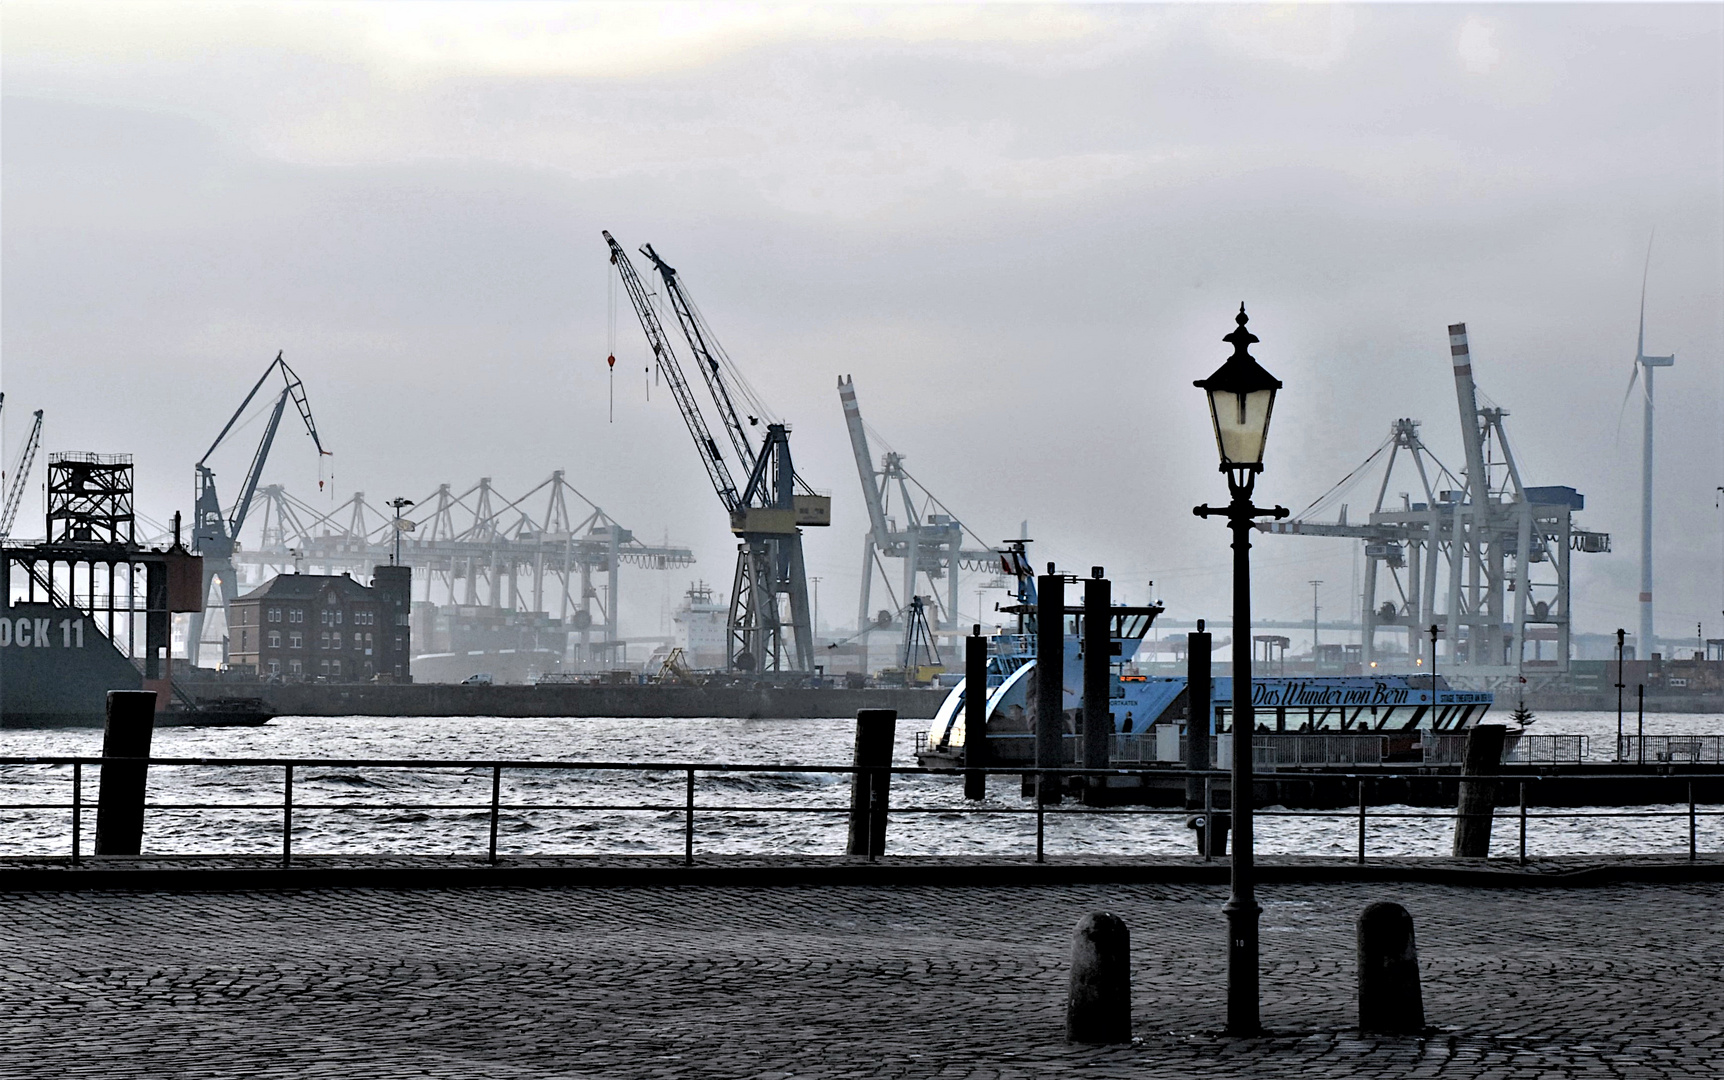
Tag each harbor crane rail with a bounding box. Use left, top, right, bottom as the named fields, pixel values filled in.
left=605, top=230, right=828, bottom=674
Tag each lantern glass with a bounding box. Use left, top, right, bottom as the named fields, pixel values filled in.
left=1204, top=383, right=1277, bottom=471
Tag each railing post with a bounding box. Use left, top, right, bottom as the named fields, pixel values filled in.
left=1518, top=781, right=1528, bottom=866
left=488, top=765, right=502, bottom=865
left=1036, top=792, right=1045, bottom=864
left=1689, top=782, right=1697, bottom=862
left=1356, top=778, right=1367, bottom=863
left=1202, top=776, right=1214, bottom=863
left=684, top=767, right=695, bottom=867
left=282, top=764, right=293, bottom=868
left=71, top=762, right=82, bottom=865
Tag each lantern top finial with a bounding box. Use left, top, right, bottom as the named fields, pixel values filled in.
left=1223, top=302, right=1259, bottom=356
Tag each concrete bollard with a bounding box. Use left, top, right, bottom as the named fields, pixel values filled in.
left=1357, top=902, right=1425, bottom=1034
left=94, top=690, right=158, bottom=856
left=1066, top=911, right=1132, bottom=1043
left=846, top=709, right=896, bottom=857
left=1452, top=723, right=1507, bottom=858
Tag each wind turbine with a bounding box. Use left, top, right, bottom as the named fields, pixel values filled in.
left=1620, top=236, right=1675, bottom=659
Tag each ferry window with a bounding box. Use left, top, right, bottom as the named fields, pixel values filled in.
left=268, top=631, right=281, bottom=648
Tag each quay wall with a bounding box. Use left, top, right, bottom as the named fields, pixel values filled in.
left=191, top=682, right=948, bottom=720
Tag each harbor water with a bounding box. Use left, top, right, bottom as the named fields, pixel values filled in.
left=1, top=710, right=1720, bottom=860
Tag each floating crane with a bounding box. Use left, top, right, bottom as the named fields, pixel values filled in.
left=189, top=351, right=329, bottom=666
left=0, top=402, right=44, bottom=543
left=604, top=230, right=829, bottom=673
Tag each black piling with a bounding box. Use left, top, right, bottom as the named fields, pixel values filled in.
left=846, top=709, right=896, bottom=858
left=1451, top=723, right=1507, bottom=858
left=1357, top=902, right=1425, bottom=1034
left=1080, top=568, right=1112, bottom=803
left=1035, top=566, right=1065, bottom=805
left=94, top=690, right=158, bottom=856
left=964, top=625, right=988, bottom=801
left=1185, top=621, right=1226, bottom=856
left=1066, top=911, right=1132, bottom=1044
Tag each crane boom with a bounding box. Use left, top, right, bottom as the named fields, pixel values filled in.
left=837, top=375, right=893, bottom=546
left=639, top=243, right=758, bottom=476
left=0, top=409, right=44, bottom=541
left=604, top=231, right=743, bottom=513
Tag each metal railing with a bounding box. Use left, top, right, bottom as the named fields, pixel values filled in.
left=1617, top=735, right=1724, bottom=765
left=1, top=755, right=1721, bottom=869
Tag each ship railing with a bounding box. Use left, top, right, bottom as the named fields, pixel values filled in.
left=0, top=755, right=1722, bottom=868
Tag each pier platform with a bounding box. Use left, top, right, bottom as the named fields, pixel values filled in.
left=0, top=867, right=1718, bottom=1078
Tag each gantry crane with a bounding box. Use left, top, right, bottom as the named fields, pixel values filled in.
left=604, top=230, right=830, bottom=673
left=189, top=351, right=329, bottom=666
left=0, top=401, right=45, bottom=543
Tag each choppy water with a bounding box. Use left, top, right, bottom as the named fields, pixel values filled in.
left=1, top=709, right=1719, bottom=860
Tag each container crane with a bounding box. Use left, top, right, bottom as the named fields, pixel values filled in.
left=0, top=403, right=44, bottom=542
left=604, top=230, right=830, bottom=673
left=189, top=351, right=329, bottom=666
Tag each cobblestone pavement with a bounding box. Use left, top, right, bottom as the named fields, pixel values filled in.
left=1, top=881, right=1719, bottom=1078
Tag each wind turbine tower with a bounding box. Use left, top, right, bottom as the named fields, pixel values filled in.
left=1627, top=243, right=1675, bottom=659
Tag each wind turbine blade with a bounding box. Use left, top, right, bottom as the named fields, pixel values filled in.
left=1614, top=363, right=1641, bottom=438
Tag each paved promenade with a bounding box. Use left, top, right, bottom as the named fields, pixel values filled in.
left=1, top=879, right=1719, bottom=1078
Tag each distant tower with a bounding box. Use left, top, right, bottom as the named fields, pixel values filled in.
left=1628, top=244, right=1675, bottom=658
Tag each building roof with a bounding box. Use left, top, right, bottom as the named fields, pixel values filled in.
left=237, top=573, right=379, bottom=603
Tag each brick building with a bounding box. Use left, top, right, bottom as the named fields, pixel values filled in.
left=229, top=566, right=412, bottom=681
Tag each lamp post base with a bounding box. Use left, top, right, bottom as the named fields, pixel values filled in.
left=1222, top=894, right=1263, bottom=1036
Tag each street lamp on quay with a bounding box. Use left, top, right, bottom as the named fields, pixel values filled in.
left=1193, top=304, right=1287, bottom=1037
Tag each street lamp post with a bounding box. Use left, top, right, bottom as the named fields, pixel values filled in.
left=388, top=497, right=415, bottom=567
left=1192, top=304, right=1287, bottom=1037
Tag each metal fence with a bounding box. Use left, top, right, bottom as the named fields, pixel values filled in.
left=1616, top=735, right=1724, bottom=765
left=1, top=755, right=1720, bottom=868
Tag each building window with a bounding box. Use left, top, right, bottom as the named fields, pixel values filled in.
left=289, top=659, right=303, bottom=675
left=319, top=632, right=329, bottom=650
left=289, top=609, right=304, bottom=624
left=289, top=632, right=303, bottom=649
left=268, top=631, right=281, bottom=648
left=394, top=636, right=403, bottom=652
left=268, top=659, right=280, bottom=675
left=268, top=607, right=281, bottom=623
left=320, top=659, right=329, bottom=676
left=240, top=629, right=248, bottom=651
left=331, top=659, right=341, bottom=678
left=332, top=632, right=342, bottom=650
left=336, top=610, right=343, bottom=625
left=365, top=633, right=374, bottom=655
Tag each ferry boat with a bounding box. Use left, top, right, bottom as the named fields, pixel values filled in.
left=915, top=559, right=1494, bottom=776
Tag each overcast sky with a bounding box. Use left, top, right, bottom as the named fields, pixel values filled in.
left=3, top=2, right=1721, bottom=649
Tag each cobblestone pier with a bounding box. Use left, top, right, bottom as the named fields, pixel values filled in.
left=2, top=871, right=1720, bottom=1078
